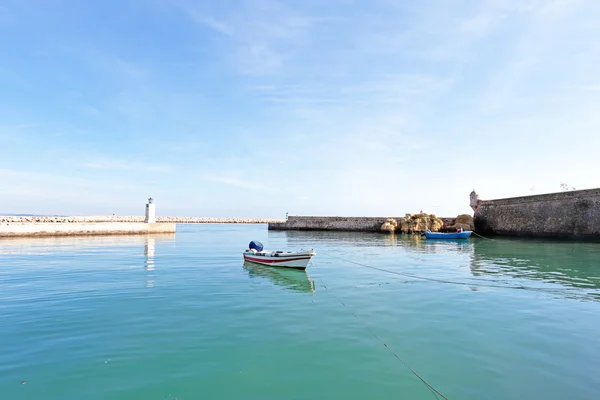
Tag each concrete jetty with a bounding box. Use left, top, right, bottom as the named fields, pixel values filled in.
left=0, top=198, right=176, bottom=238
left=0, top=216, right=285, bottom=224
left=0, top=198, right=285, bottom=238
left=0, top=222, right=176, bottom=238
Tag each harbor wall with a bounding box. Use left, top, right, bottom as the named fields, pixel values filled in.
left=268, top=216, right=456, bottom=232
left=0, top=222, right=176, bottom=238
left=0, top=216, right=283, bottom=224
left=473, top=188, right=600, bottom=239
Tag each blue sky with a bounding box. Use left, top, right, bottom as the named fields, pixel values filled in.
left=1, top=0, right=599, bottom=218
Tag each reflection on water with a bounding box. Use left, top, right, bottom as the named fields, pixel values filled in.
left=144, top=237, right=156, bottom=288
left=0, top=233, right=176, bottom=255
left=144, top=237, right=155, bottom=271
left=469, top=238, right=600, bottom=292
left=273, top=229, right=387, bottom=247
left=0, top=234, right=175, bottom=289
left=271, top=230, right=600, bottom=300
left=243, top=261, right=315, bottom=294
left=275, top=230, right=475, bottom=254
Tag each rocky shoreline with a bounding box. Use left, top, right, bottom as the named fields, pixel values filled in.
left=0, top=216, right=284, bottom=224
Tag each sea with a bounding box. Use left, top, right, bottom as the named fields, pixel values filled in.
left=1, top=224, right=599, bottom=399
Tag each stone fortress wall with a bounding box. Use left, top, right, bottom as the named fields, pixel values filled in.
left=472, top=188, right=600, bottom=239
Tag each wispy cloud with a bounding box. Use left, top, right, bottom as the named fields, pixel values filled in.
left=193, top=15, right=234, bottom=36
left=0, top=168, right=153, bottom=213
left=0, top=5, right=16, bottom=25
left=181, top=0, right=324, bottom=75
left=83, top=159, right=173, bottom=173
left=198, top=173, right=270, bottom=190
left=477, top=0, right=584, bottom=112
left=583, top=84, right=600, bottom=92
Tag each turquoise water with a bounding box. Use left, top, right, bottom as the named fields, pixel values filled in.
left=1, top=224, right=600, bottom=399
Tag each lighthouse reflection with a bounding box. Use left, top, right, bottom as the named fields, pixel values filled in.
left=144, top=237, right=156, bottom=288
left=144, top=237, right=155, bottom=271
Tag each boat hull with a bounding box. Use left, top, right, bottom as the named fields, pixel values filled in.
left=242, top=251, right=315, bottom=270
left=425, top=231, right=472, bottom=239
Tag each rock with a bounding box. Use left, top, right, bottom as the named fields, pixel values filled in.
left=446, top=214, right=474, bottom=232
left=400, top=213, right=443, bottom=233
left=380, top=218, right=398, bottom=233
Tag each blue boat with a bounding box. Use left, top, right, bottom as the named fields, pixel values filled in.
left=424, top=230, right=472, bottom=239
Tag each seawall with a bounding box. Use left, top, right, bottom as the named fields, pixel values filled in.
left=473, top=188, right=600, bottom=239
left=268, top=216, right=456, bottom=232
left=0, top=216, right=284, bottom=224
left=0, top=222, right=176, bottom=238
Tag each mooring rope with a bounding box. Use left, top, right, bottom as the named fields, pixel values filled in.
left=471, top=231, right=493, bottom=240
left=317, top=249, right=582, bottom=293
left=318, top=276, right=449, bottom=400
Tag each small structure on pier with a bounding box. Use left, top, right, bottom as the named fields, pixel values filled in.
left=145, top=197, right=156, bottom=223
left=470, top=190, right=480, bottom=213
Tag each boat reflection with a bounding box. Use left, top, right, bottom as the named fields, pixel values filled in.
left=243, top=261, right=315, bottom=294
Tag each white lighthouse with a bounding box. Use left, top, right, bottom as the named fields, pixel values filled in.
left=145, top=197, right=156, bottom=223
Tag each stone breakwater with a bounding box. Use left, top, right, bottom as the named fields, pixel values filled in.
left=268, top=215, right=461, bottom=233
left=0, top=216, right=284, bottom=224
left=0, top=222, right=176, bottom=238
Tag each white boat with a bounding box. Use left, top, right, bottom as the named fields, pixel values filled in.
left=243, top=241, right=315, bottom=270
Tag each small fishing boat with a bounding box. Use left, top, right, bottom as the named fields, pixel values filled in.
left=424, top=230, right=472, bottom=239
left=242, top=240, right=316, bottom=270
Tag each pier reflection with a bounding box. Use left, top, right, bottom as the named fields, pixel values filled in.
left=468, top=238, right=600, bottom=293
left=273, top=230, right=475, bottom=255
left=0, top=233, right=176, bottom=289
left=271, top=230, right=387, bottom=248
left=0, top=233, right=176, bottom=256
left=270, top=230, right=600, bottom=299
left=243, top=261, right=315, bottom=294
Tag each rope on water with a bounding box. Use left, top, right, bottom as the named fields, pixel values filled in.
left=317, top=249, right=581, bottom=293
left=472, top=231, right=493, bottom=240
left=319, top=276, right=449, bottom=400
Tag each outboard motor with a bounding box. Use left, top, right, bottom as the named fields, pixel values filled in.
left=249, top=240, right=264, bottom=252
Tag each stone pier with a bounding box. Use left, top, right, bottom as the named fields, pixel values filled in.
left=268, top=215, right=456, bottom=233
left=0, top=198, right=176, bottom=238
left=0, top=222, right=176, bottom=237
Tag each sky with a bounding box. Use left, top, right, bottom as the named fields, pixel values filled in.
left=1, top=0, right=599, bottom=218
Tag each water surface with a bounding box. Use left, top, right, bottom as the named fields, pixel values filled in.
left=1, top=225, right=599, bottom=399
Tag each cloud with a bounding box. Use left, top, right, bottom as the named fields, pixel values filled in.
left=198, top=173, right=270, bottom=190
left=477, top=0, right=585, bottom=112
left=583, top=84, right=600, bottom=92
left=83, top=159, right=173, bottom=173
left=234, top=43, right=283, bottom=75
left=181, top=0, right=323, bottom=75
left=0, top=169, right=151, bottom=208
left=459, top=13, right=495, bottom=37
left=194, top=16, right=234, bottom=36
